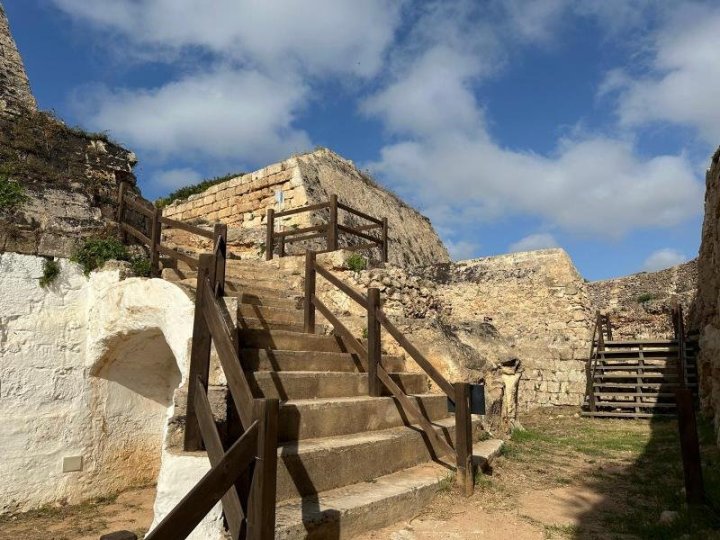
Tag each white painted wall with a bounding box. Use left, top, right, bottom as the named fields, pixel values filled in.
left=0, top=252, right=194, bottom=514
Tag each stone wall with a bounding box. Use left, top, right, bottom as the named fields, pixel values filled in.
left=0, top=252, right=192, bottom=514
left=587, top=260, right=697, bottom=340
left=0, top=3, right=36, bottom=115
left=693, top=147, right=720, bottom=445
left=0, top=111, right=138, bottom=258
left=162, top=148, right=450, bottom=267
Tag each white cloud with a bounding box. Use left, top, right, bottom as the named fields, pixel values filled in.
left=51, top=0, right=403, bottom=77
left=363, top=1, right=703, bottom=238
left=446, top=239, right=480, bottom=261
left=153, top=168, right=203, bottom=190
left=642, top=248, right=688, bottom=272
left=508, top=233, right=559, bottom=253
left=603, top=3, right=720, bottom=143
left=74, top=67, right=311, bottom=163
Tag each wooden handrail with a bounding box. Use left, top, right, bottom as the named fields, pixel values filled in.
left=123, top=195, right=154, bottom=218
left=303, top=251, right=469, bottom=491
left=145, top=419, right=259, bottom=540
left=266, top=195, right=388, bottom=262
left=159, top=215, right=214, bottom=239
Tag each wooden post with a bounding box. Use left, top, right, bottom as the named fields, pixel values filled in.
left=304, top=251, right=316, bottom=334
left=150, top=206, right=161, bottom=276
left=184, top=255, right=214, bottom=451
left=676, top=387, right=705, bottom=504
left=381, top=217, right=388, bottom=263
left=328, top=194, right=338, bottom=252
left=213, top=223, right=228, bottom=297
left=367, top=288, right=382, bottom=397
left=454, top=382, right=474, bottom=496
left=279, top=235, right=286, bottom=258
left=118, top=181, right=128, bottom=243
left=265, top=209, right=274, bottom=261
left=247, top=398, right=279, bottom=540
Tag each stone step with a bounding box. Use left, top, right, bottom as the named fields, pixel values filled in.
left=231, top=293, right=303, bottom=310
left=275, top=417, right=482, bottom=502
left=238, top=304, right=303, bottom=325
left=248, top=371, right=428, bottom=400
left=237, top=318, right=310, bottom=333
left=278, top=394, right=449, bottom=442
left=240, top=329, right=350, bottom=353
left=241, top=349, right=404, bottom=373
left=275, top=440, right=503, bottom=539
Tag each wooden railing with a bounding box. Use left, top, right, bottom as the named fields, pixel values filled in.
left=584, top=312, right=612, bottom=412
left=105, top=216, right=278, bottom=540
left=266, top=195, right=388, bottom=262
left=117, top=181, right=227, bottom=276
left=303, top=251, right=476, bottom=495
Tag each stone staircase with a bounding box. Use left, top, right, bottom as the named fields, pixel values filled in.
left=163, top=259, right=500, bottom=538
left=583, top=338, right=699, bottom=419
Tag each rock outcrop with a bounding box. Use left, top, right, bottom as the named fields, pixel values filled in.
left=692, top=147, right=720, bottom=444
left=588, top=260, right=697, bottom=340
left=0, top=3, right=36, bottom=115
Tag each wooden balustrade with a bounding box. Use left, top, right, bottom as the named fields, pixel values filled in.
left=117, top=181, right=226, bottom=276
left=266, top=195, right=388, bottom=262
left=303, top=250, right=476, bottom=494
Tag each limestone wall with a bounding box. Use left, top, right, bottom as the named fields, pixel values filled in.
left=587, top=260, right=697, bottom=340
left=0, top=3, right=36, bottom=115
left=162, top=148, right=450, bottom=267
left=0, top=252, right=192, bottom=514
left=693, top=147, right=720, bottom=445
left=419, top=249, right=593, bottom=410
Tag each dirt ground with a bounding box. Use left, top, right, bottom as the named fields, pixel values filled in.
left=2, top=407, right=718, bottom=539
left=359, top=407, right=720, bottom=540
left=0, top=486, right=154, bottom=540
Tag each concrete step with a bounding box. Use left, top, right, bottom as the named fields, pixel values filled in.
left=278, top=394, right=449, bottom=442
left=240, top=329, right=349, bottom=353
left=275, top=417, right=482, bottom=502
left=232, top=293, right=303, bottom=310
left=238, top=304, right=303, bottom=325
left=241, top=349, right=405, bottom=373
left=248, top=371, right=428, bottom=400
left=275, top=439, right=503, bottom=539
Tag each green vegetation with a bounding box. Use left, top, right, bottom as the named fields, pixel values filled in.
left=637, top=292, right=657, bottom=303
left=39, top=258, right=61, bottom=288
left=71, top=238, right=129, bottom=275
left=154, top=171, right=245, bottom=208
left=0, top=174, right=28, bottom=211
left=346, top=253, right=367, bottom=272
left=129, top=256, right=152, bottom=277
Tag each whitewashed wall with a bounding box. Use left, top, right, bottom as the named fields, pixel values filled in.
left=0, top=252, right=193, bottom=514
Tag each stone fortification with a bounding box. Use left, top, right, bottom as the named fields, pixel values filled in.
left=587, top=260, right=697, bottom=340
left=0, top=4, right=36, bottom=115
left=161, top=148, right=450, bottom=267
left=693, top=147, right=720, bottom=444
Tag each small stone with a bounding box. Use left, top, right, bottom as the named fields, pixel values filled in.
left=658, top=510, right=679, bottom=525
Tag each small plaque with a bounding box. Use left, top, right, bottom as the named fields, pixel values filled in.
left=62, top=455, right=83, bottom=473
left=447, top=383, right=486, bottom=415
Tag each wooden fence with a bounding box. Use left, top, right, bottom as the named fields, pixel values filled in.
left=303, top=250, right=476, bottom=495
left=266, top=194, right=388, bottom=262
left=117, top=181, right=227, bottom=276
left=584, top=312, right=612, bottom=413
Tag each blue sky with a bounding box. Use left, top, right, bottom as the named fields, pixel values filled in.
left=5, top=0, right=718, bottom=280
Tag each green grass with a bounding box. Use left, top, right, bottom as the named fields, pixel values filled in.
left=71, top=238, right=129, bottom=275
left=130, top=255, right=152, bottom=277
left=637, top=292, right=657, bottom=303
left=346, top=253, right=367, bottom=272
left=0, top=174, right=28, bottom=211
left=39, top=258, right=61, bottom=288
